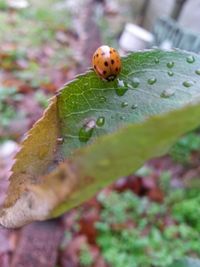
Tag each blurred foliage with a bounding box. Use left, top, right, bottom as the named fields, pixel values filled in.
left=96, top=16, right=118, bottom=48
left=159, top=170, right=172, bottom=193
left=169, top=132, right=200, bottom=164
left=0, top=87, right=24, bottom=128
left=96, top=186, right=200, bottom=267
left=0, top=0, right=79, bottom=145
left=0, top=0, right=7, bottom=10
left=0, top=0, right=72, bottom=45
left=79, top=244, right=94, bottom=267
left=34, top=91, right=49, bottom=108
left=0, top=0, right=75, bottom=87
left=169, top=258, right=200, bottom=267
left=173, top=195, right=200, bottom=232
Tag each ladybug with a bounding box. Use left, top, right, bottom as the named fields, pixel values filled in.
left=92, top=45, right=121, bottom=81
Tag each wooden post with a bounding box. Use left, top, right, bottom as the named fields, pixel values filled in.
left=171, top=0, right=187, bottom=20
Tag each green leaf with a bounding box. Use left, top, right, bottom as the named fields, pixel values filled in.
left=1, top=49, right=200, bottom=227
left=58, top=50, right=200, bottom=156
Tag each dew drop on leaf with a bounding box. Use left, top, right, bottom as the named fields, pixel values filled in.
left=131, top=104, right=138, bottom=109
left=195, top=69, right=200, bottom=75
left=132, top=77, right=140, bottom=88
left=182, top=80, right=194, bottom=88
left=154, top=58, right=159, bottom=64
left=148, top=77, right=157, bottom=85
left=115, top=79, right=128, bottom=96
left=96, top=116, right=105, bottom=127
left=121, top=101, right=128, bottom=108
left=79, top=119, right=96, bottom=142
left=168, top=71, right=174, bottom=77
left=160, top=89, right=175, bottom=98
left=166, top=61, right=174, bottom=68
left=117, top=79, right=125, bottom=87
left=115, top=87, right=128, bottom=96
left=186, top=55, right=195, bottom=63
left=99, top=96, right=106, bottom=103
left=120, top=116, right=125, bottom=120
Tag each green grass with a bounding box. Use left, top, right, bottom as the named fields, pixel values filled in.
left=169, top=132, right=200, bottom=164
left=79, top=244, right=94, bottom=267
left=95, top=188, right=200, bottom=267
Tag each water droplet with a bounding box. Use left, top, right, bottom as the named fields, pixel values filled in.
left=154, top=58, right=159, bottom=64
left=195, top=69, right=200, bottom=75
left=57, top=137, right=64, bottom=145
left=79, top=119, right=95, bottom=142
left=96, top=116, right=105, bottom=127
left=132, top=77, right=140, bottom=88
left=183, top=80, right=194, bottom=88
left=120, top=116, right=125, bottom=120
left=131, top=104, right=138, bottom=109
left=118, top=79, right=125, bottom=86
left=148, top=77, right=157, bottom=85
left=167, top=61, right=174, bottom=68
left=115, top=87, right=128, bottom=96
left=115, top=79, right=128, bottom=96
left=186, top=55, right=195, bottom=63
left=99, top=96, right=106, bottom=103
left=121, top=101, right=128, bottom=108
left=168, top=71, right=174, bottom=77
left=160, top=89, right=175, bottom=98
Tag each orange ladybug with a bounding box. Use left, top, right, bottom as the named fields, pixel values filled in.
left=92, top=45, right=121, bottom=81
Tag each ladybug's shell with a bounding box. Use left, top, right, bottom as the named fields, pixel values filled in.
left=92, top=45, right=121, bottom=81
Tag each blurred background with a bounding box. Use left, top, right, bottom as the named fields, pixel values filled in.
left=1, top=0, right=200, bottom=266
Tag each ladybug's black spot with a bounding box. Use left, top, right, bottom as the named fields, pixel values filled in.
left=110, top=51, right=112, bottom=54
left=111, top=59, right=115, bottom=64
left=101, top=52, right=105, bottom=56
left=116, top=67, right=119, bottom=72
left=104, top=61, right=108, bottom=67
left=96, top=54, right=99, bottom=57
left=94, top=65, right=96, bottom=69
left=103, top=70, right=107, bottom=75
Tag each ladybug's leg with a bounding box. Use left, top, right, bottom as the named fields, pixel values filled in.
left=106, top=74, right=116, bottom=81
